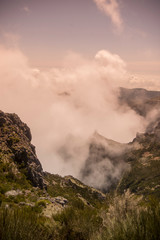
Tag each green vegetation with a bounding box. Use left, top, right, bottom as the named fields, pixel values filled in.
left=1, top=110, right=160, bottom=239
left=118, top=151, right=160, bottom=198
left=99, top=192, right=160, bottom=240
left=52, top=203, right=102, bottom=240
left=0, top=192, right=160, bottom=240
left=0, top=207, right=52, bottom=240
left=45, top=173, right=105, bottom=208
left=0, top=159, right=31, bottom=195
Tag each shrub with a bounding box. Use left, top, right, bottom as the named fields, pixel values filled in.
left=36, top=200, right=47, bottom=208
left=0, top=206, right=53, bottom=240
left=97, top=191, right=160, bottom=240
left=53, top=205, right=103, bottom=240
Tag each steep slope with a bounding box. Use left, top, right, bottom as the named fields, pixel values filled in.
left=118, top=120, right=160, bottom=198
left=81, top=122, right=160, bottom=198
left=0, top=110, right=105, bottom=210
left=0, top=110, right=45, bottom=190
left=79, top=87, right=160, bottom=196
left=0, top=109, right=160, bottom=239
left=80, top=132, right=129, bottom=192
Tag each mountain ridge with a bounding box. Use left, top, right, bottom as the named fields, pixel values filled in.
left=0, top=87, right=160, bottom=239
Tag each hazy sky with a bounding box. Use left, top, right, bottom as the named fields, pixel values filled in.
left=0, top=0, right=160, bottom=77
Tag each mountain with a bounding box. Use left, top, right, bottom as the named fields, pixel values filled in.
left=119, top=87, right=160, bottom=116
left=80, top=87, right=160, bottom=197
left=80, top=132, right=129, bottom=192
left=1, top=87, right=160, bottom=200
left=118, top=119, right=160, bottom=198
left=0, top=99, right=160, bottom=239
left=80, top=119, right=160, bottom=198
left=0, top=110, right=46, bottom=189
left=0, top=110, right=105, bottom=211
left=1, top=87, right=160, bottom=199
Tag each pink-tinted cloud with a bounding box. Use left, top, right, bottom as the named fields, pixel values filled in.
left=0, top=45, right=145, bottom=178
left=93, top=0, right=123, bottom=31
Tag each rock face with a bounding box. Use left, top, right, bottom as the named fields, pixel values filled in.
left=79, top=88, right=160, bottom=195
left=80, top=132, right=129, bottom=192
left=0, top=110, right=106, bottom=209
left=0, top=110, right=45, bottom=189
left=80, top=118, right=160, bottom=197
left=117, top=119, right=160, bottom=198
left=119, top=87, right=160, bottom=116
left=1, top=100, right=160, bottom=200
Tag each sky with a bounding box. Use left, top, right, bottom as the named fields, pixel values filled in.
left=0, top=0, right=160, bottom=181
left=0, top=0, right=160, bottom=77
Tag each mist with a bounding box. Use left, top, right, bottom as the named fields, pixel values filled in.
left=0, top=45, right=147, bottom=183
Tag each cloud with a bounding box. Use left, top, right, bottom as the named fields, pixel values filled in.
left=0, top=45, right=146, bottom=182
left=127, top=73, right=160, bottom=91
left=95, top=50, right=126, bottom=72
left=80, top=132, right=130, bottom=191
left=1, top=32, right=21, bottom=48
left=23, top=6, right=30, bottom=13
left=93, top=0, right=123, bottom=31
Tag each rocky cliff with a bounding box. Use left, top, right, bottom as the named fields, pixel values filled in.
left=0, top=88, right=160, bottom=239
left=80, top=132, right=129, bottom=192
left=118, top=118, right=160, bottom=198
left=0, top=110, right=45, bottom=189
left=79, top=88, right=160, bottom=196
left=0, top=110, right=105, bottom=211
left=80, top=120, right=160, bottom=198
left=119, top=87, right=160, bottom=116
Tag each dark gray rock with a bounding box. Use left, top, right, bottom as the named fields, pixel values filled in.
left=0, top=110, right=46, bottom=189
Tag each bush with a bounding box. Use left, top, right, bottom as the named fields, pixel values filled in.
left=0, top=206, right=53, bottom=240
left=53, top=205, right=103, bottom=240
left=97, top=191, right=160, bottom=240
left=0, top=191, right=159, bottom=240
left=36, top=200, right=47, bottom=208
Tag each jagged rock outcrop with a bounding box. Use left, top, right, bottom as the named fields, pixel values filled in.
left=0, top=110, right=45, bottom=189
left=80, top=132, right=130, bottom=192
left=0, top=110, right=106, bottom=210
left=80, top=120, right=160, bottom=197
left=117, top=119, right=160, bottom=198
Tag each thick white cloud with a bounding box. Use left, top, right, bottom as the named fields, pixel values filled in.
left=93, top=0, right=123, bottom=31
left=0, top=46, right=145, bottom=178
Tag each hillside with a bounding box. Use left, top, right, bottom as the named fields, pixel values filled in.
left=80, top=132, right=129, bottom=192
left=119, top=87, right=160, bottom=116
left=0, top=89, right=160, bottom=240
left=0, top=110, right=45, bottom=190
left=118, top=120, right=160, bottom=198
left=0, top=110, right=105, bottom=210
left=79, top=87, right=160, bottom=196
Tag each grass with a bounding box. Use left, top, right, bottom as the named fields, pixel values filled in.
left=0, top=207, right=53, bottom=240
left=0, top=160, right=31, bottom=195
left=118, top=159, right=160, bottom=198
left=98, top=191, right=160, bottom=240
left=45, top=173, right=104, bottom=209
left=0, top=191, right=160, bottom=240
left=52, top=202, right=103, bottom=240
